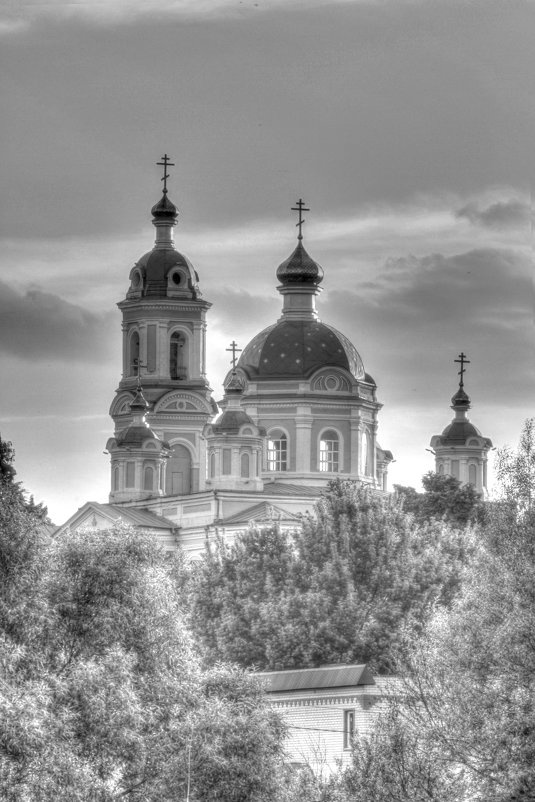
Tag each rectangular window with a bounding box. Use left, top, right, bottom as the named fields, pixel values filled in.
left=222, top=449, right=232, bottom=475
left=125, top=461, right=135, bottom=488
left=343, top=709, right=355, bottom=750
left=320, top=439, right=339, bottom=472
left=267, top=437, right=287, bottom=471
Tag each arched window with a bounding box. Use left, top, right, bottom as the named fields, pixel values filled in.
left=129, top=331, right=140, bottom=377
left=113, top=465, right=119, bottom=491
left=468, top=464, right=477, bottom=486
left=320, top=430, right=339, bottom=472
left=267, top=431, right=287, bottom=471
left=240, top=452, right=250, bottom=478
left=438, top=463, right=444, bottom=475
left=170, top=332, right=187, bottom=380
left=143, top=465, right=154, bottom=492
left=209, top=451, right=216, bottom=478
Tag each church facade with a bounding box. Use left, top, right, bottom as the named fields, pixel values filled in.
left=59, top=160, right=489, bottom=553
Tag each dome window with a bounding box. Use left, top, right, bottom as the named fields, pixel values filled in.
left=267, top=431, right=287, bottom=472
left=320, top=430, right=339, bottom=473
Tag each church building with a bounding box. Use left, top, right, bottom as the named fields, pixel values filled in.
left=59, top=158, right=489, bottom=553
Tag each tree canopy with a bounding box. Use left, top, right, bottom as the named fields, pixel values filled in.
left=338, top=419, right=535, bottom=802
left=395, top=471, right=484, bottom=527
left=0, top=443, right=287, bottom=802
left=188, top=479, right=466, bottom=673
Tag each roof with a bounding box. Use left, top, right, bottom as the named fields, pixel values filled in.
left=133, top=247, right=199, bottom=299
left=82, top=502, right=176, bottom=531
left=256, top=664, right=375, bottom=693
left=237, top=319, right=365, bottom=380
left=211, top=409, right=257, bottom=434
left=439, top=420, right=492, bottom=446
left=218, top=501, right=302, bottom=526
left=276, top=241, right=324, bottom=286
left=261, top=482, right=325, bottom=498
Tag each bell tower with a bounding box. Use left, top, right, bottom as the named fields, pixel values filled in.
left=109, top=156, right=217, bottom=497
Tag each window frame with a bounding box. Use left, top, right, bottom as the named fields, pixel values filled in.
left=267, top=430, right=288, bottom=472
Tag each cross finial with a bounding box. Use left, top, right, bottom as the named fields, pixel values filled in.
left=156, top=154, right=175, bottom=194
left=454, top=352, right=470, bottom=388
left=226, top=340, right=242, bottom=369
left=291, top=198, right=310, bottom=241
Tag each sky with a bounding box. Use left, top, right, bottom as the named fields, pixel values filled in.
left=0, top=0, right=533, bottom=524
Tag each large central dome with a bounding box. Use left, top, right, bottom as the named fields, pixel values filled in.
left=237, top=319, right=366, bottom=380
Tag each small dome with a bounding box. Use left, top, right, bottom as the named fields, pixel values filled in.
left=439, top=420, right=482, bottom=445
left=133, top=248, right=200, bottom=298
left=451, top=387, right=470, bottom=409
left=115, top=424, right=169, bottom=448
left=211, top=409, right=259, bottom=435
left=238, top=319, right=365, bottom=380
left=276, top=242, right=324, bottom=286
left=151, top=192, right=178, bottom=219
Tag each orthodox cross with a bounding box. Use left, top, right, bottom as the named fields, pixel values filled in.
left=454, top=352, right=470, bottom=388
left=226, top=340, right=242, bottom=369
left=157, top=154, right=175, bottom=194
left=291, top=198, right=310, bottom=241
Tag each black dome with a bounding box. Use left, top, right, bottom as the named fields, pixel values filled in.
left=237, top=319, right=365, bottom=380
left=276, top=242, right=324, bottom=285
left=133, top=248, right=199, bottom=298
left=439, top=421, right=482, bottom=445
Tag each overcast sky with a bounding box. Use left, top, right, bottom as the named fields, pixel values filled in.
left=0, top=0, right=533, bottom=524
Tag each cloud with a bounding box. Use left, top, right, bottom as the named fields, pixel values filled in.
left=2, top=0, right=383, bottom=26
left=319, top=247, right=533, bottom=407
left=0, top=280, right=115, bottom=362
left=455, top=199, right=531, bottom=230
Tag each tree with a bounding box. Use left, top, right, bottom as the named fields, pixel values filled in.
left=0, top=514, right=287, bottom=800
left=188, top=480, right=466, bottom=673
left=395, top=471, right=484, bottom=527
left=340, top=421, right=535, bottom=801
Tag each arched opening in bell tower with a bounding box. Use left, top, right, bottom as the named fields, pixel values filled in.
left=170, top=332, right=187, bottom=380
left=129, top=331, right=140, bottom=376
left=165, top=443, right=192, bottom=495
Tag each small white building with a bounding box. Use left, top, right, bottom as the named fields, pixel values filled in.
left=256, top=664, right=392, bottom=777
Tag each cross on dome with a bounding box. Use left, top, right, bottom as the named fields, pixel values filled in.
left=291, top=198, right=310, bottom=241
left=226, top=340, right=242, bottom=369
left=157, top=154, right=175, bottom=194
left=454, top=352, right=470, bottom=388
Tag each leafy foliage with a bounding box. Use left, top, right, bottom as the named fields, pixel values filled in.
left=188, top=480, right=466, bottom=673
left=395, top=471, right=484, bottom=527
left=340, top=420, right=535, bottom=801
left=0, top=473, right=287, bottom=801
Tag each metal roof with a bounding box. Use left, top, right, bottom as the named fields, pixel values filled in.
left=261, top=483, right=323, bottom=498
left=255, top=664, right=375, bottom=693
left=90, top=503, right=176, bottom=531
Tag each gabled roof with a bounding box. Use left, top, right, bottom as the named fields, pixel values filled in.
left=62, top=502, right=176, bottom=532
left=219, top=501, right=301, bottom=526
left=256, top=664, right=375, bottom=693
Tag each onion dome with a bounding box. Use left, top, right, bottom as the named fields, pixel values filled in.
left=451, top=386, right=470, bottom=410
left=151, top=192, right=178, bottom=220
left=276, top=241, right=324, bottom=286
left=237, top=319, right=366, bottom=380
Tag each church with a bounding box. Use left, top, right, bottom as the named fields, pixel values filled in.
left=59, top=158, right=491, bottom=553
